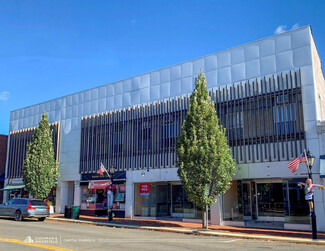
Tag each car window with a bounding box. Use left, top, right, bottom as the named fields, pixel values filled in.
left=5, top=199, right=14, bottom=205
left=31, top=201, right=48, bottom=206
left=15, top=199, right=28, bottom=205
left=12, top=199, right=20, bottom=205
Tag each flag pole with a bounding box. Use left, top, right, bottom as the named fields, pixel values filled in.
left=100, top=162, right=111, bottom=178
left=304, top=149, right=310, bottom=178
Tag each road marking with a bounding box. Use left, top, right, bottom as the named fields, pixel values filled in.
left=0, top=237, right=74, bottom=251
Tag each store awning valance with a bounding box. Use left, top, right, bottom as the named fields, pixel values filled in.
left=0, top=184, right=25, bottom=191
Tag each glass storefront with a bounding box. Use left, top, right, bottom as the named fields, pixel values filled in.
left=134, top=182, right=206, bottom=219
left=223, top=179, right=309, bottom=224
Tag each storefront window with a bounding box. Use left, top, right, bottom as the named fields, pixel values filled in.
left=222, top=180, right=244, bottom=221
left=134, top=182, right=206, bottom=219
left=81, top=186, right=96, bottom=210
left=283, top=178, right=309, bottom=224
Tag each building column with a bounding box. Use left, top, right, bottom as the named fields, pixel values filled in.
left=210, top=196, right=223, bottom=225
left=74, top=180, right=81, bottom=206
left=314, top=177, right=325, bottom=231
left=2, top=179, right=9, bottom=203
left=56, top=181, right=69, bottom=213
left=125, top=182, right=134, bottom=218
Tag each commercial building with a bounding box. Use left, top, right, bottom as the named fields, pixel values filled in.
left=0, top=134, right=8, bottom=202
left=4, top=25, right=325, bottom=230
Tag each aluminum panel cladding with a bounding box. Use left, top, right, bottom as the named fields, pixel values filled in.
left=193, top=58, right=204, bottom=75
left=231, top=63, right=245, bottom=83
left=140, top=74, right=150, bottom=89
left=204, top=55, right=217, bottom=72
left=160, top=82, right=170, bottom=99
left=244, top=45, right=259, bottom=61
left=150, top=85, right=160, bottom=101
left=131, top=90, right=140, bottom=105
left=170, top=65, right=181, bottom=81
left=122, top=93, right=131, bottom=107
left=293, top=46, right=312, bottom=68
left=181, top=77, right=193, bottom=95
left=276, top=50, right=294, bottom=72
left=181, top=62, right=193, bottom=78
left=160, top=68, right=170, bottom=83
left=206, top=70, right=218, bottom=89
left=218, top=66, right=231, bottom=85
left=131, top=76, right=141, bottom=91
left=140, top=87, right=150, bottom=103
left=259, top=39, right=276, bottom=58
left=231, top=48, right=245, bottom=65
left=291, top=28, right=310, bottom=49
left=260, top=55, right=277, bottom=76
left=246, top=59, right=261, bottom=79
left=106, top=83, right=115, bottom=97
left=170, top=80, right=181, bottom=97
left=217, top=51, right=231, bottom=68
left=114, top=82, right=123, bottom=95
left=123, top=79, right=132, bottom=92
left=275, top=34, right=292, bottom=53
left=150, top=71, right=160, bottom=86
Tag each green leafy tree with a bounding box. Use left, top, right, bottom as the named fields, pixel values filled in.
left=23, top=113, right=59, bottom=199
left=176, top=70, right=236, bottom=228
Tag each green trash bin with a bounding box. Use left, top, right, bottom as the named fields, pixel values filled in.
left=71, top=205, right=80, bottom=219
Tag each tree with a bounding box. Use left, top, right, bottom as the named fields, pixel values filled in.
left=176, top=70, right=236, bottom=229
left=23, top=113, right=59, bottom=199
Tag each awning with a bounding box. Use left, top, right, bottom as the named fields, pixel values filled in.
left=0, top=184, right=25, bottom=191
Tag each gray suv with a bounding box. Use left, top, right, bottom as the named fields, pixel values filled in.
left=0, top=198, right=50, bottom=221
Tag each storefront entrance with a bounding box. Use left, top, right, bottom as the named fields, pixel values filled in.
left=241, top=181, right=284, bottom=222
left=223, top=179, right=309, bottom=225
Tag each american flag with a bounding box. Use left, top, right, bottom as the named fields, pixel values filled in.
left=97, top=162, right=106, bottom=175
left=287, top=152, right=307, bottom=173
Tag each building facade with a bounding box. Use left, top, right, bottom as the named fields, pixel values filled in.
left=5, top=26, right=325, bottom=230
left=0, top=134, right=8, bottom=202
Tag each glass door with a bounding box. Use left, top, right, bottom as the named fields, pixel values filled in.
left=256, top=183, right=285, bottom=222
left=242, top=182, right=252, bottom=220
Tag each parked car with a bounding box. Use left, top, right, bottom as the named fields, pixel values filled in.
left=0, top=198, right=50, bottom=221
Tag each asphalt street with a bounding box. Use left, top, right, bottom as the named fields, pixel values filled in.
left=0, top=218, right=323, bottom=251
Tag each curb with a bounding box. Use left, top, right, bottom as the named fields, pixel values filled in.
left=47, top=217, right=325, bottom=245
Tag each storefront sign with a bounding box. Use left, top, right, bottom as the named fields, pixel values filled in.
left=139, top=183, right=150, bottom=196
left=88, top=181, right=110, bottom=191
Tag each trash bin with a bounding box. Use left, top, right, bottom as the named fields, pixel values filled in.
left=64, top=206, right=72, bottom=218
left=71, top=205, right=81, bottom=219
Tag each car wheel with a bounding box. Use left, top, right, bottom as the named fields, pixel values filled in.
left=38, top=217, right=46, bottom=221
left=14, top=210, right=23, bottom=221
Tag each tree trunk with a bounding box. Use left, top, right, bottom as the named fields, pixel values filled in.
left=202, top=208, right=207, bottom=228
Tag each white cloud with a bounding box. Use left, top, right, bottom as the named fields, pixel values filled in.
left=274, top=25, right=287, bottom=34
left=292, top=23, right=299, bottom=30
left=0, top=91, right=10, bottom=101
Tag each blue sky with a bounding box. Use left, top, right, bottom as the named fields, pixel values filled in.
left=1, top=0, right=325, bottom=134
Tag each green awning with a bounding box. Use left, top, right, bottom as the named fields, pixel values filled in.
left=0, top=184, right=25, bottom=191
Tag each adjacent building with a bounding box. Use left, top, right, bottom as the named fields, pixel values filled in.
left=4, top=25, right=325, bottom=230
left=0, top=134, right=8, bottom=202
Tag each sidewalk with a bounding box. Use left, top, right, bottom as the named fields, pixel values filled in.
left=48, top=214, right=325, bottom=245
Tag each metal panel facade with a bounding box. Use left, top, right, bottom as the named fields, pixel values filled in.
left=79, top=71, right=305, bottom=173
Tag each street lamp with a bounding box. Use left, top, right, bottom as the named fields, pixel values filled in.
left=306, top=150, right=317, bottom=240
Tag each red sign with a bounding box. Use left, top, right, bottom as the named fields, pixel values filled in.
left=88, top=181, right=110, bottom=191
left=139, top=183, right=150, bottom=195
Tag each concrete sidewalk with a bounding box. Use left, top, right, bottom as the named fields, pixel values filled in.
left=48, top=214, right=325, bottom=245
